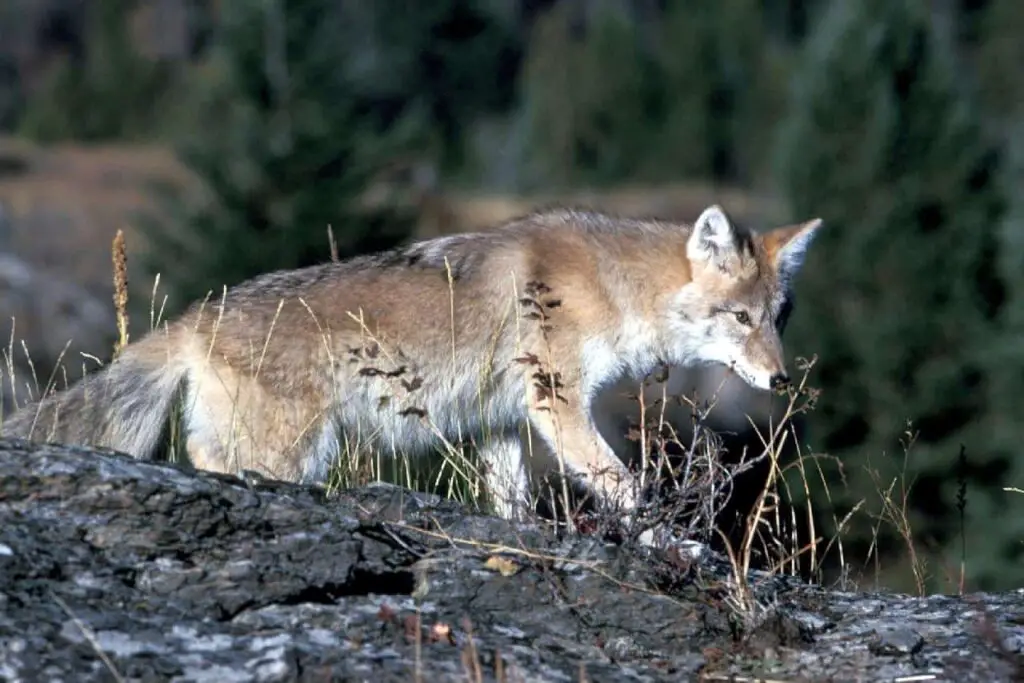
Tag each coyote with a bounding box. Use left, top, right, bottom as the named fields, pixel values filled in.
left=2, top=205, right=820, bottom=545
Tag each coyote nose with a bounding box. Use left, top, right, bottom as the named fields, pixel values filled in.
left=769, top=373, right=790, bottom=390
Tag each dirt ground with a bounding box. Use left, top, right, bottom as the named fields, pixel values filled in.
left=0, top=136, right=194, bottom=302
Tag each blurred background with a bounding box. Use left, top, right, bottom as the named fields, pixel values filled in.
left=0, top=0, right=1021, bottom=593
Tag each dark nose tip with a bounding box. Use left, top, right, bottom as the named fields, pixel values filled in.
left=769, top=373, right=790, bottom=390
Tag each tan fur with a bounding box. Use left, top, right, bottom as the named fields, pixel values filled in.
left=2, top=205, right=822, bottom=541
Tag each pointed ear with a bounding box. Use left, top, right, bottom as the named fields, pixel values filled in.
left=763, top=218, right=823, bottom=284
left=687, top=204, right=741, bottom=265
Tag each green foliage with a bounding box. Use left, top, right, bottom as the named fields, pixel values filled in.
left=516, top=0, right=789, bottom=189
left=0, top=53, right=21, bottom=133
left=971, top=0, right=1024, bottom=120
left=516, top=2, right=656, bottom=187
left=138, top=0, right=422, bottom=314
left=18, top=0, right=176, bottom=142
left=351, top=0, right=523, bottom=173
left=654, top=0, right=789, bottom=183
left=760, top=0, right=826, bottom=44
left=0, top=0, right=24, bottom=132
left=775, top=0, right=1021, bottom=590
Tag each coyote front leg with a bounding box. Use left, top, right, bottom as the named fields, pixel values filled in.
left=524, top=369, right=642, bottom=526
left=522, top=372, right=706, bottom=557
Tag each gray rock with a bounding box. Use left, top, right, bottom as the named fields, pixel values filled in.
left=0, top=249, right=116, bottom=415
left=0, top=438, right=1022, bottom=682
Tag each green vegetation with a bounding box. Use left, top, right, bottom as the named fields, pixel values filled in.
left=515, top=0, right=786, bottom=189
left=775, top=0, right=1019, bottom=591
left=135, top=0, right=426, bottom=313
left=17, top=0, right=176, bottom=142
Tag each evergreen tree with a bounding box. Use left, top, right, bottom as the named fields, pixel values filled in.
left=515, top=0, right=788, bottom=189
left=517, top=1, right=657, bottom=188
left=653, top=0, right=787, bottom=184
left=353, top=0, right=523, bottom=174
left=774, top=0, right=1020, bottom=590
left=140, top=0, right=423, bottom=314
left=971, top=0, right=1024, bottom=122
left=18, top=0, right=174, bottom=142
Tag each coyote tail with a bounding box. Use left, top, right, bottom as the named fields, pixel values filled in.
left=1, top=333, right=187, bottom=460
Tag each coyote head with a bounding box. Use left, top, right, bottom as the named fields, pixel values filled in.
left=669, top=204, right=822, bottom=392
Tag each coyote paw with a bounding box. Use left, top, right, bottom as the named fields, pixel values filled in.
left=638, top=525, right=706, bottom=561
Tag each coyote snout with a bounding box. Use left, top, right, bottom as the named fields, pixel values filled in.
left=713, top=327, right=788, bottom=392
left=732, top=321, right=791, bottom=391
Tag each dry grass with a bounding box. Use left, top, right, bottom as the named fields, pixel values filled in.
left=365, top=158, right=789, bottom=241
left=0, top=137, right=200, bottom=414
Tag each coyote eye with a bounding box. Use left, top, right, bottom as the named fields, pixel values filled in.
left=734, top=310, right=752, bottom=326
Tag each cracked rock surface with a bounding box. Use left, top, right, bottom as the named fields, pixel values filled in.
left=0, top=437, right=1022, bottom=682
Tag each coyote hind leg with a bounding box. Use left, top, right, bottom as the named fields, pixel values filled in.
left=180, top=365, right=328, bottom=482
left=477, top=434, right=532, bottom=522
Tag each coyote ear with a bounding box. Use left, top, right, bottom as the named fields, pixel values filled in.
left=764, top=218, right=823, bottom=284
left=687, top=204, right=740, bottom=264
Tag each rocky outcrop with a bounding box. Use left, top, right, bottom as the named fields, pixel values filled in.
left=0, top=438, right=1021, bottom=682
